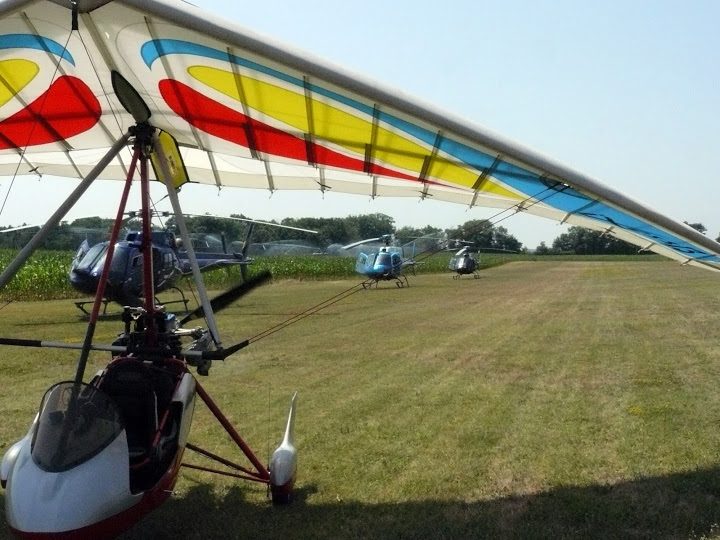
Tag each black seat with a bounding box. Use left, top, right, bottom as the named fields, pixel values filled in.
left=99, top=361, right=158, bottom=461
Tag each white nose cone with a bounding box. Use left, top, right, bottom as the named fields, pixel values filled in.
left=269, top=392, right=297, bottom=504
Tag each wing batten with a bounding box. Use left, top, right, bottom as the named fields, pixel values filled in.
left=63, top=148, right=84, bottom=179
left=262, top=159, right=274, bottom=192
left=302, top=75, right=317, bottom=167
left=226, top=47, right=260, bottom=161
left=318, top=168, right=328, bottom=194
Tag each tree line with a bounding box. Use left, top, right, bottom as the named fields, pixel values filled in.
left=0, top=214, right=714, bottom=255
left=0, top=213, right=524, bottom=253
left=535, top=221, right=715, bottom=256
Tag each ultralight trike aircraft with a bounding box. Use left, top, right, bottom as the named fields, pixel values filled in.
left=1, top=0, right=720, bottom=537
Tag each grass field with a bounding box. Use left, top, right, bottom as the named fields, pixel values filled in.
left=1, top=260, right=720, bottom=539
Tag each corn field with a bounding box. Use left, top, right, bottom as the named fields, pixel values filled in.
left=0, top=248, right=661, bottom=302
left=0, top=250, right=76, bottom=301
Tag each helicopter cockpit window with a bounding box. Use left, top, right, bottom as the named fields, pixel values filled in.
left=376, top=252, right=392, bottom=266
left=151, top=231, right=171, bottom=247
left=110, top=246, right=132, bottom=274
left=75, top=244, right=107, bottom=273
left=31, top=382, right=123, bottom=473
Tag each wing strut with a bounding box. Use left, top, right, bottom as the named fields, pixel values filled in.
left=154, top=135, right=223, bottom=348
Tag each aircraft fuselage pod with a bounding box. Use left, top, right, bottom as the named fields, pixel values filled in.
left=1, top=358, right=195, bottom=538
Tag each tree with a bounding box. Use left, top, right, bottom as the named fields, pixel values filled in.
left=492, top=225, right=522, bottom=252
left=344, top=213, right=395, bottom=240
left=445, top=219, right=523, bottom=252
left=395, top=225, right=443, bottom=244
left=551, top=226, right=638, bottom=255
left=684, top=221, right=707, bottom=235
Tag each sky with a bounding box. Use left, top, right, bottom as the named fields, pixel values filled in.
left=1, top=0, right=718, bottom=249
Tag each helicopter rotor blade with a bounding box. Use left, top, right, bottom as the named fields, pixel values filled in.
left=179, top=270, right=272, bottom=326
left=183, top=214, right=318, bottom=234
left=341, top=235, right=389, bottom=250
left=0, top=224, right=43, bottom=233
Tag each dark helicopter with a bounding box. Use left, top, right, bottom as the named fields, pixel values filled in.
left=448, top=246, right=481, bottom=279
left=447, top=242, right=518, bottom=279
left=69, top=216, right=315, bottom=313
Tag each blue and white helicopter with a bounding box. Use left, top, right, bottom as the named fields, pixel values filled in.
left=342, top=234, right=444, bottom=288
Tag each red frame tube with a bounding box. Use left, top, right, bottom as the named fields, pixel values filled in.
left=181, top=463, right=268, bottom=484
left=185, top=442, right=267, bottom=480
left=74, top=148, right=138, bottom=383
left=87, top=149, right=137, bottom=324
left=193, top=379, right=270, bottom=481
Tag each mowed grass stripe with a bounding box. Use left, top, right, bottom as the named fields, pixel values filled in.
left=1, top=261, right=720, bottom=539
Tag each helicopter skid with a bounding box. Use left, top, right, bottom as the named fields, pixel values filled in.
left=361, top=275, right=409, bottom=289
left=74, top=298, right=113, bottom=316
left=453, top=271, right=481, bottom=280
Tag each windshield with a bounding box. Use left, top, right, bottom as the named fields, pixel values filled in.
left=110, top=245, right=132, bottom=275
left=31, top=382, right=123, bottom=473
left=375, top=253, right=392, bottom=267
left=75, top=243, right=107, bottom=273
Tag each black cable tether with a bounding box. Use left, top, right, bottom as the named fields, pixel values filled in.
left=245, top=182, right=570, bottom=346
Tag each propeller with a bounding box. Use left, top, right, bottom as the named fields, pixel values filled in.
left=179, top=270, right=272, bottom=326
left=111, top=71, right=151, bottom=124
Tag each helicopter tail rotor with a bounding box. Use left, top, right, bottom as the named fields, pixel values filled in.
left=269, top=391, right=298, bottom=504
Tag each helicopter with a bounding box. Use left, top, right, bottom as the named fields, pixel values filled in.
left=69, top=214, right=316, bottom=314
left=448, top=246, right=481, bottom=279
left=0, top=73, right=299, bottom=538
left=447, top=241, right=520, bottom=279
left=342, top=234, right=423, bottom=288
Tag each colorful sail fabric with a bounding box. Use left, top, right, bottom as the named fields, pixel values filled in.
left=0, top=0, right=718, bottom=270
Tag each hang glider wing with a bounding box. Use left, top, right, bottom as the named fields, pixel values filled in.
left=0, top=0, right=718, bottom=271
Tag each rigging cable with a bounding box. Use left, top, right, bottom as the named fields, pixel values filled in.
left=244, top=183, right=569, bottom=346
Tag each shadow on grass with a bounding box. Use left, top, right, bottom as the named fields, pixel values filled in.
left=120, top=466, right=720, bottom=540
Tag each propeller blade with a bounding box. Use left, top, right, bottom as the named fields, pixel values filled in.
left=180, top=270, right=272, bottom=326
left=111, top=70, right=151, bottom=124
